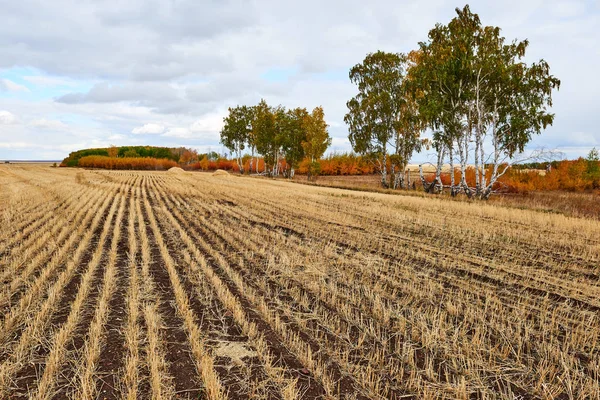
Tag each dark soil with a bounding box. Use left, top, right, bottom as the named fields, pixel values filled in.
left=10, top=192, right=117, bottom=398
left=140, top=187, right=204, bottom=399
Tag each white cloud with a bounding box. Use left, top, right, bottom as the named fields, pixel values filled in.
left=0, top=0, right=599, bottom=159
left=549, top=1, right=586, bottom=18
left=0, top=141, right=31, bottom=149
left=158, top=113, right=225, bottom=141
left=132, top=123, right=165, bottom=134
left=190, top=113, right=224, bottom=133
left=163, top=127, right=192, bottom=138
left=108, top=134, right=126, bottom=141
left=30, top=118, right=68, bottom=130
left=23, top=75, right=78, bottom=87
left=0, top=79, right=29, bottom=93
left=0, top=110, right=17, bottom=124
left=0, top=141, right=85, bottom=152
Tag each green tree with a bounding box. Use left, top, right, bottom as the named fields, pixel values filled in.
left=206, top=151, right=220, bottom=161
left=468, top=16, right=559, bottom=198
left=123, top=149, right=139, bottom=158
left=410, top=5, right=560, bottom=198
left=391, top=78, right=428, bottom=189
left=254, top=99, right=279, bottom=175
left=302, top=106, right=331, bottom=180
left=588, top=148, right=600, bottom=163
left=280, top=107, right=309, bottom=178
left=345, top=51, right=417, bottom=188
left=220, top=105, right=254, bottom=174
left=409, top=6, right=481, bottom=194
left=587, top=148, right=600, bottom=188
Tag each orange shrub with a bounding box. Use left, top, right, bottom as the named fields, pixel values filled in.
left=241, top=157, right=266, bottom=173
left=188, top=157, right=238, bottom=172
left=433, top=159, right=600, bottom=193
left=312, top=154, right=374, bottom=176
left=78, top=155, right=178, bottom=170
left=500, top=159, right=600, bottom=192
left=188, top=154, right=375, bottom=176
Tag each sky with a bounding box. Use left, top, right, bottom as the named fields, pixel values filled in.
left=0, top=0, right=598, bottom=161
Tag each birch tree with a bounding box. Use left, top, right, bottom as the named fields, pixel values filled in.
left=391, top=77, right=428, bottom=189
left=410, top=5, right=559, bottom=198
left=280, top=107, right=308, bottom=178
left=345, top=51, right=421, bottom=188
left=409, top=6, right=479, bottom=195
left=243, top=106, right=258, bottom=173
left=302, top=106, right=331, bottom=181
left=254, top=99, right=278, bottom=176
left=468, top=18, right=560, bottom=198
left=220, top=105, right=254, bottom=174
left=249, top=100, right=333, bottom=178
left=478, top=43, right=560, bottom=198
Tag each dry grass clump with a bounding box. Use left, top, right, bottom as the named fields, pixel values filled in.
left=0, top=164, right=598, bottom=399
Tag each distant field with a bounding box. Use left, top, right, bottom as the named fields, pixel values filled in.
left=1, top=164, right=599, bottom=399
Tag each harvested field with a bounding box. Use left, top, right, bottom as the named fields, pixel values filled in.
left=1, top=164, right=599, bottom=399
left=291, top=174, right=600, bottom=220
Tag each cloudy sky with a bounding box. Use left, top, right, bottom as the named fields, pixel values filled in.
left=0, top=0, right=598, bottom=161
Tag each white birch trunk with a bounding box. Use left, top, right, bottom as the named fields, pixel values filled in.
left=434, top=145, right=445, bottom=193
left=381, top=153, right=388, bottom=188
left=482, top=101, right=502, bottom=199
left=419, top=164, right=428, bottom=191
left=449, top=143, right=456, bottom=196
left=458, top=128, right=472, bottom=197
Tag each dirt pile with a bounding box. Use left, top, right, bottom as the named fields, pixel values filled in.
left=212, top=169, right=229, bottom=176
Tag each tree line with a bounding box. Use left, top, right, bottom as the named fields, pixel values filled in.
left=344, top=4, right=560, bottom=199
left=65, top=145, right=599, bottom=193
left=61, top=146, right=202, bottom=167
left=220, top=100, right=331, bottom=178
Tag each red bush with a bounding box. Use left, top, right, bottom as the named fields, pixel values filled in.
left=435, top=159, right=600, bottom=193
left=497, top=159, right=599, bottom=192
left=78, top=155, right=178, bottom=170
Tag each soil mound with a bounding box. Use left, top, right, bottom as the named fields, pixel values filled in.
left=212, top=169, right=230, bottom=176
